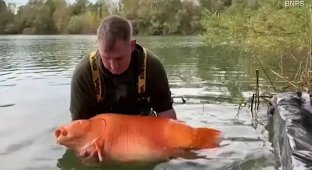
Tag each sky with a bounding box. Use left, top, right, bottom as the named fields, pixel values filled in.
left=5, top=0, right=98, bottom=6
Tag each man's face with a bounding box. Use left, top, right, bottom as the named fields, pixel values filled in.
left=98, top=39, right=136, bottom=75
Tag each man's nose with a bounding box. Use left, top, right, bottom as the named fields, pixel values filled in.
left=110, top=60, right=119, bottom=71
left=55, top=128, right=68, bottom=138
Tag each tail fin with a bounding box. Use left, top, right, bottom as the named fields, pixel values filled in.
left=191, top=128, right=222, bottom=149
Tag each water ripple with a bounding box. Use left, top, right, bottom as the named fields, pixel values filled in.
left=4, top=139, right=34, bottom=154
left=0, top=84, right=17, bottom=87
left=0, top=104, right=15, bottom=107
left=0, top=35, right=286, bottom=170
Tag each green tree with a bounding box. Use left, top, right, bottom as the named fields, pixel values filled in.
left=70, top=0, right=90, bottom=16
left=13, top=0, right=54, bottom=34
left=0, top=0, right=15, bottom=33
left=0, top=0, right=204, bottom=35
left=52, top=0, right=70, bottom=33
left=118, top=0, right=202, bottom=35
left=201, top=0, right=310, bottom=56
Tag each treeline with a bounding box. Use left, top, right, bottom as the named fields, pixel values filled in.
left=201, top=0, right=311, bottom=56
left=0, top=0, right=310, bottom=53
left=200, top=0, right=312, bottom=92
left=0, top=0, right=233, bottom=35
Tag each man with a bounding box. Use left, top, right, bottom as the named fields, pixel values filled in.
left=69, top=15, right=176, bottom=120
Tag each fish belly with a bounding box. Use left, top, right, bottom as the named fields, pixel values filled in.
left=107, top=133, right=171, bottom=162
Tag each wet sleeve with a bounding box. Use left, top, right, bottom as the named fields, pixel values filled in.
left=148, top=55, right=173, bottom=113
left=69, top=60, right=97, bottom=120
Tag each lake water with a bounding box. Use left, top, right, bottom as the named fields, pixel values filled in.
left=0, top=35, right=294, bottom=170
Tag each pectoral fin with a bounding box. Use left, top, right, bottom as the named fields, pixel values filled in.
left=94, top=140, right=104, bottom=162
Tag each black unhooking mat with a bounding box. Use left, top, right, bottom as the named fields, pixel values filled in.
left=267, top=92, right=312, bottom=170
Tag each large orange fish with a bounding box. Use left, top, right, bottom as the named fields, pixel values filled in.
left=55, top=113, right=222, bottom=164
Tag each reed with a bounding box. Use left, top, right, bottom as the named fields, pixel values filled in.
left=269, top=7, right=312, bottom=94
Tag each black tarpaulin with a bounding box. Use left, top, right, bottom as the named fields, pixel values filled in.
left=267, top=92, right=312, bottom=170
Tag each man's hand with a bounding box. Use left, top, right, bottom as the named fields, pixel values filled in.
left=157, top=108, right=177, bottom=119
left=76, top=149, right=101, bottom=167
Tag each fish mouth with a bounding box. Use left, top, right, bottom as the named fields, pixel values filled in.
left=55, top=127, right=69, bottom=144
left=55, top=129, right=62, bottom=139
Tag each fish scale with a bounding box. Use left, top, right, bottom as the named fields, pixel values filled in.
left=55, top=113, right=222, bottom=164
left=106, top=118, right=168, bottom=161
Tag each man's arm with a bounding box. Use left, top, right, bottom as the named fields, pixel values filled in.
left=70, top=58, right=97, bottom=120
left=147, top=52, right=177, bottom=119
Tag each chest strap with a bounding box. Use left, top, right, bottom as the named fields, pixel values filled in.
left=138, top=47, right=147, bottom=96
left=89, top=48, right=147, bottom=103
left=89, top=51, right=102, bottom=102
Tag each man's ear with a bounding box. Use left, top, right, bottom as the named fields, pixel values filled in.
left=130, top=39, right=136, bottom=52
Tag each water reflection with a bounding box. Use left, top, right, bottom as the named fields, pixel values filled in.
left=0, top=35, right=298, bottom=103
left=57, top=149, right=166, bottom=170
left=138, top=37, right=257, bottom=104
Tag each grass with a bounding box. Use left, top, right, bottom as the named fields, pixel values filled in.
left=270, top=7, right=312, bottom=94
